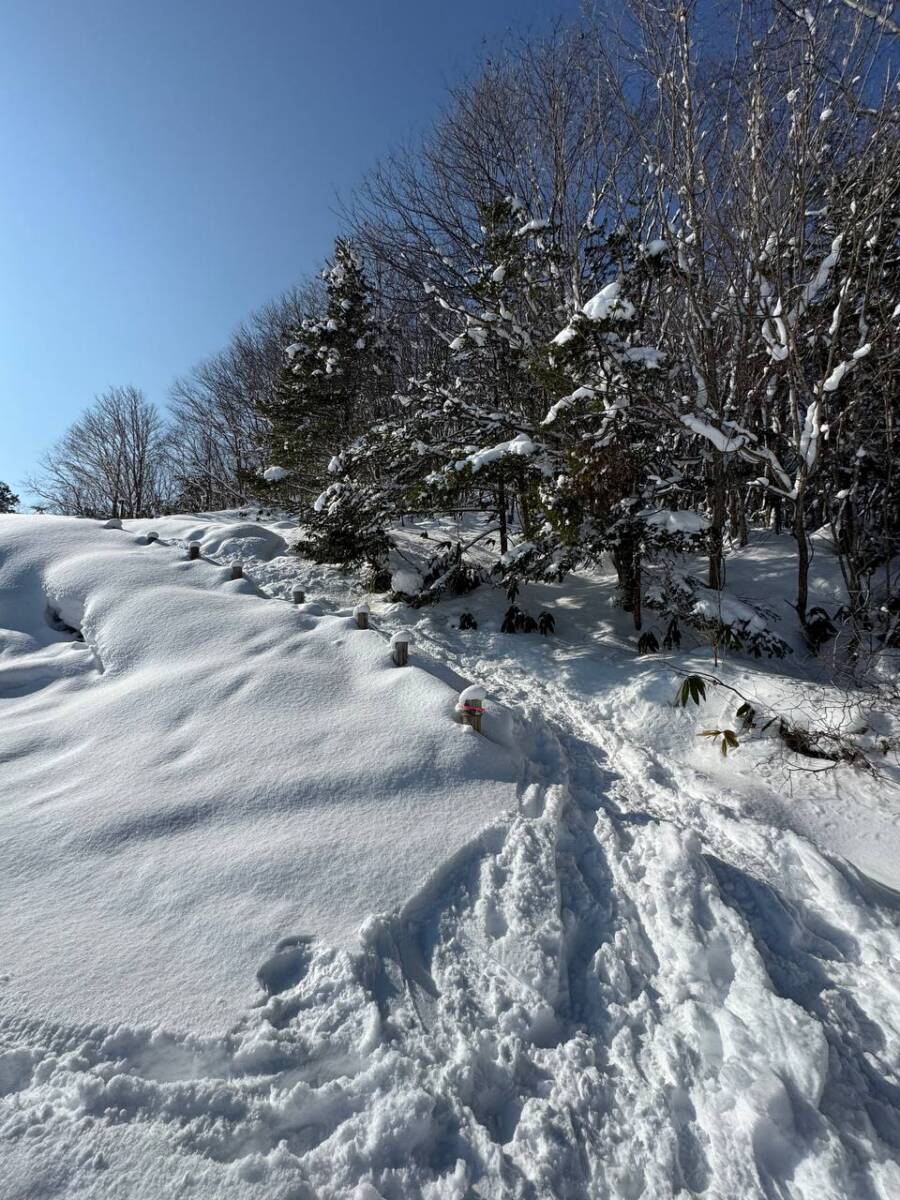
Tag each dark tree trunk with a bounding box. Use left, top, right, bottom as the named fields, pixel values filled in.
left=708, top=460, right=727, bottom=590
left=497, top=477, right=508, bottom=556
left=613, top=536, right=643, bottom=630
left=795, top=496, right=809, bottom=626
left=730, top=490, right=749, bottom=547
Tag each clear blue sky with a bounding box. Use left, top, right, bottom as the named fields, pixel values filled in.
left=0, top=0, right=579, bottom=502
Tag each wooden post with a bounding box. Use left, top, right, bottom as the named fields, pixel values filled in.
left=354, top=602, right=369, bottom=630
left=188, top=542, right=200, bottom=560
left=231, top=560, right=244, bottom=580
left=458, top=686, right=485, bottom=734
left=291, top=586, right=305, bottom=604
left=462, top=698, right=483, bottom=733
left=391, top=636, right=409, bottom=666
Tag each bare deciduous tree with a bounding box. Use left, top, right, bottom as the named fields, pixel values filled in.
left=167, top=284, right=322, bottom=510
left=30, top=386, right=170, bottom=518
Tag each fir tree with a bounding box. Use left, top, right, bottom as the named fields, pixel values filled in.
left=261, top=239, right=392, bottom=500
left=303, top=199, right=561, bottom=575
left=412, top=196, right=561, bottom=555
left=527, top=241, right=707, bottom=627
left=0, top=482, right=19, bottom=513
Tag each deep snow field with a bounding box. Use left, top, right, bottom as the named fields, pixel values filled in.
left=2, top=509, right=900, bottom=1199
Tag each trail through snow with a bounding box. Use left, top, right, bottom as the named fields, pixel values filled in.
left=2, top=512, right=899, bottom=1198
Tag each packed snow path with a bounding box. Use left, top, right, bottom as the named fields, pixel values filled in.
left=2, top=512, right=899, bottom=1198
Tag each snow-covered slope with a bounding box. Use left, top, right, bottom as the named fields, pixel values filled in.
left=2, top=510, right=899, bottom=1199
left=0, top=514, right=516, bottom=1031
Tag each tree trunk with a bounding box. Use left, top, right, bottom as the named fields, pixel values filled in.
left=708, top=459, right=727, bottom=590
left=794, top=495, right=809, bottom=626
left=730, top=490, right=749, bottom=547
left=613, top=537, right=642, bottom=630
left=497, top=477, right=508, bottom=556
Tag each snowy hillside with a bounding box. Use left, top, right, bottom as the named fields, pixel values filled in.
left=0, top=514, right=516, bottom=1031
left=2, top=510, right=900, bottom=1199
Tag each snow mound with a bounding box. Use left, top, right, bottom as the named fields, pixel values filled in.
left=126, top=514, right=289, bottom=563
left=391, top=568, right=423, bottom=596
left=0, top=515, right=516, bottom=1032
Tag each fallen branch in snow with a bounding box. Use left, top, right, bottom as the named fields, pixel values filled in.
left=667, top=667, right=891, bottom=772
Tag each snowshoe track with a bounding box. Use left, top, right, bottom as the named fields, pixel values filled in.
left=2, top=543, right=900, bottom=1197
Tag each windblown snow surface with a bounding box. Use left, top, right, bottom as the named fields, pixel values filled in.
left=2, top=511, right=900, bottom=1199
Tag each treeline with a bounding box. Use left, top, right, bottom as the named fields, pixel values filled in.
left=33, top=2, right=900, bottom=657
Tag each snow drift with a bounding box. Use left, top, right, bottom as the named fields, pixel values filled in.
left=0, top=515, right=516, bottom=1032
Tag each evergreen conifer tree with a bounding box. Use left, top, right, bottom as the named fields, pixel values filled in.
left=0, top=482, right=19, bottom=513
left=261, top=239, right=392, bottom=501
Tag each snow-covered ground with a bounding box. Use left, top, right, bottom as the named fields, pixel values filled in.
left=2, top=509, right=899, bottom=1198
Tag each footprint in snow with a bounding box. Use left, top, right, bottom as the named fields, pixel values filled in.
left=256, top=934, right=316, bottom=997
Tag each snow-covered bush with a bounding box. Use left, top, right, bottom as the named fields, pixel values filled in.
left=647, top=571, right=792, bottom=660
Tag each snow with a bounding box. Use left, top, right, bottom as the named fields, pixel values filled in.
left=2, top=511, right=900, bottom=1199
left=262, top=465, right=290, bottom=483
left=542, top=386, right=596, bottom=425
left=794, top=234, right=842, bottom=316
left=0, top=514, right=515, bottom=1035
left=799, top=399, right=821, bottom=466
left=643, top=508, right=710, bottom=534
left=390, top=568, right=423, bottom=596
left=505, top=433, right=537, bottom=456
left=823, top=361, right=851, bottom=392
left=552, top=282, right=636, bottom=346
left=550, top=324, right=577, bottom=346
left=458, top=433, right=540, bottom=472
left=680, top=412, right=749, bottom=453
left=691, top=587, right=767, bottom=634
left=499, top=540, right=536, bottom=568
left=514, top=218, right=550, bottom=236
left=623, top=344, right=665, bottom=368
left=581, top=279, right=635, bottom=322
left=823, top=343, right=871, bottom=393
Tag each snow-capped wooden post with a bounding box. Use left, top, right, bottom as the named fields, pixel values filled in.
left=187, top=541, right=201, bottom=560
left=354, top=601, right=370, bottom=630
left=231, top=560, right=244, bottom=580
left=291, top=585, right=305, bottom=605
left=457, top=684, right=485, bottom=734
left=391, top=629, right=411, bottom=667
left=146, top=530, right=159, bottom=544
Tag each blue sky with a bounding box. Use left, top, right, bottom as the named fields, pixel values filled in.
left=0, top=0, right=579, bottom=501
